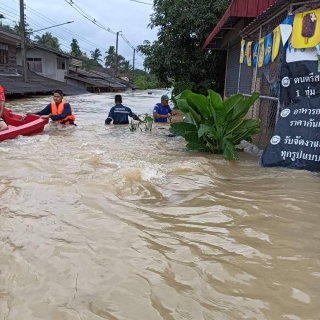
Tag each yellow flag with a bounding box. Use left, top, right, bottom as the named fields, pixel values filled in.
left=272, top=26, right=281, bottom=62
left=240, top=39, right=245, bottom=64
left=246, top=41, right=253, bottom=67
left=258, top=38, right=265, bottom=68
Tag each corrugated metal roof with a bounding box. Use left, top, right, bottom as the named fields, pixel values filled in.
left=65, top=74, right=125, bottom=90
left=2, top=68, right=87, bottom=96
left=203, top=0, right=279, bottom=48
left=241, top=0, right=320, bottom=36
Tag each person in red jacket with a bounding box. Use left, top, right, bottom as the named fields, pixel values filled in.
left=0, top=85, right=8, bottom=131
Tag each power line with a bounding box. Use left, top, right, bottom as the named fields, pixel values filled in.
left=128, top=0, right=152, bottom=5
left=6, top=0, right=110, bottom=53
left=65, top=0, right=145, bottom=59
left=65, top=0, right=117, bottom=35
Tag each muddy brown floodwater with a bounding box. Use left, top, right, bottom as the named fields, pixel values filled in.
left=0, top=90, right=319, bottom=320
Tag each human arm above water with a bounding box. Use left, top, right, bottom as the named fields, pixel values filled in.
left=31, top=104, right=52, bottom=117
left=105, top=107, right=115, bottom=124
left=128, top=108, right=143, bottom=122
left=153, top=105, right=171, bottom=119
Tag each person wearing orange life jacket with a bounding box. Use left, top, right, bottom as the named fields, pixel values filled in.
left=0, top=85, right=8, bottom=131
left=24, top=89, right=76, bottom=125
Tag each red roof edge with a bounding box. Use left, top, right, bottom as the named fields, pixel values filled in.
left=203, top=0, right=279, bottom=48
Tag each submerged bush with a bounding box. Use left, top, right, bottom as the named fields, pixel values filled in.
left=169, top=90, right=261, bottom=160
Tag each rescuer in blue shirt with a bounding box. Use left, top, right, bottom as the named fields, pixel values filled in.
left=153, top=94, right=176, bottom=123
left=105, top=95, right=142, bottom=125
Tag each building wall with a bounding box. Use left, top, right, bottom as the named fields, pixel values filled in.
left=0, top=41, right=17, bottom=73
left=7, top=43, right=16, bottom=67
left=16, top=49, right=68, bottom=82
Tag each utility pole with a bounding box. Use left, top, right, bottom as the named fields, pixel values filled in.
left=114, top=31, right=120, bottom=80
left=20, top=0, right=28, bottom=82
left=132, top=48, right=135, bottom=81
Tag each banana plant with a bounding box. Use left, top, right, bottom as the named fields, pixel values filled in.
left=169, top=90, right=261, bottom=160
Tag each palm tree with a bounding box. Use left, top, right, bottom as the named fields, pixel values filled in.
left=120, top=60, right=132, bottom=73
left=34, top=32, right=60, bottom=50
left=90, top=48, right=102, bottom=62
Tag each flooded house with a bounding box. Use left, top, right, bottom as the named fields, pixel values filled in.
left=203, top=0, right=318, bottom=149
left=0, top=26, right=86, bottom=96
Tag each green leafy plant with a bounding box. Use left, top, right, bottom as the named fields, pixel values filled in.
left=143, top=113, right=154, bottom=132
left=129, top=119, right=140, bottom=132
left=169, top=89, right=261, bottom=160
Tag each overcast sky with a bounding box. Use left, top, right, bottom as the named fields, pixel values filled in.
left=2, top=0, right=158, bottom=69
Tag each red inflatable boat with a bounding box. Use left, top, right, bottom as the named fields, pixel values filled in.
left=0, top=108, right=49, bottom=142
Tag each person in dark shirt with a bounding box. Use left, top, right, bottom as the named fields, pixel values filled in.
left=22, top=90, right=76, bottom=125
left=105, top=95, right=142, bottom=125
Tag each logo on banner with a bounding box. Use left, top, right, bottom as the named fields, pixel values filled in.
left=282, top=77, right=291, bottom=87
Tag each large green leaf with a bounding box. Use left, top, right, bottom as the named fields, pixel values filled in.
left=177, top=99, right=190, bottom=113
left=233, top=126, right=261, bottom=145
left=225, top=117, right=244, bottom=135
left=187, top=92, right=211, bottom=119
left=186, top=142, right=209, bottom=151
left=232, top=92, right=259, bottom=120
left=222, top=137, right=238, bottom=160
left=223, top=94, right=245, bottom=115
left=233, top=119, right=261, bottom=134
left=208, top=90, right=225, bottom=128
left=175, top=89, right=192, bottom=100
left=187, top=106, right=203, bottom=128
left=169, top=122, right=197, bottom=138
left=185, top=131, right=207, bottom=151
left=184, top=113, right=195, bottom=125
left=198, top=124, right=211, bottom=138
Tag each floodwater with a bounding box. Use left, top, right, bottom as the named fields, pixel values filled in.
left=0, top=90, right=319, bottom=320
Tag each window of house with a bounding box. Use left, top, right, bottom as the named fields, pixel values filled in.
left=0, top=43, right=9, bottom=65
left=57, top=58, right=66, bottom=70
left=27, top=58, right=43, bottom=73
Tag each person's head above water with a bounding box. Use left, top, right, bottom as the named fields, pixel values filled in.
left=53, top=89, right=63, bottom=104
left=161, top=94, right=169, bottom=106
left=115, top=95, right=122, bottom=104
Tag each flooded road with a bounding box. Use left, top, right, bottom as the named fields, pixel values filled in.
left=1, top=91, right=319, bottom=320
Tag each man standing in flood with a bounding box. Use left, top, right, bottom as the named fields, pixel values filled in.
left=0, top=85, right=8, bottom=131
left=24, top=89, right=76, bottom=125
left=105, top=95, right=142, bottom=125
left=153, top=94, right=176, bottom=123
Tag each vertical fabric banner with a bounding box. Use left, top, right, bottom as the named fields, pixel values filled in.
left=272, top=26, right=281, bottom=62
left=252, top=40, right=259, bottom=67
left=264, top=33, right=273, bottom=66
left=258, top=38, right=265, bottom=68
left=245, top=41, right=253, bottom=67
left=240, top=39, right=245, bottom=64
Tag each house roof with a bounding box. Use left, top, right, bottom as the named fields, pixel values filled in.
left=28, top=44, right=82, bottom=62
left=3, top=68, right=87, bottom=96
left=203, top=0, right=279, bottom=49
left=65, top=74, right=125, bottom=90
left=0, top=27, right=21, bottom=45
left=69, top=67, right=127, bottom=88
left=240, top=0, right=320, bottom=36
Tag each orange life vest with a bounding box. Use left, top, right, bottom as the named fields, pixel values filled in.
left=51, top=101, right=75, bottom=124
